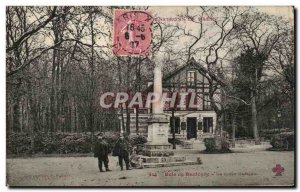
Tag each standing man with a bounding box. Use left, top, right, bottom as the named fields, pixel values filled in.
left=113, top=134, right=132, bottom=171
left=94, top=132, right=112, bottom=172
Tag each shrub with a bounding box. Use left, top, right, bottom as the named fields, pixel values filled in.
left=129, top=135, right=147, bottom=154
left=270, top=132, right=294, bottom=150
left=220, top=138, right=230, bottom=152
left=130, top=135, right=147, bottom=146
left=33, top=132, right=46, bottom=153
left=260, top=128, right=293, bottom=140
left=204, top=138, right=216, bottom=152
left=59, top=134, right=92, bottom=154
left=42, top=135, right=61, bottom=154
left=204, top=137, right=231, bottom=153
left=7, top=132, right=94, bottom=155
left=7, top=132, right=31, bottom=155
left=7, top=132, right=149, bottom=155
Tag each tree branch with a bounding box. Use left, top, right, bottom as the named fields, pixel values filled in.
left=6, top=6, right=57, bottom=53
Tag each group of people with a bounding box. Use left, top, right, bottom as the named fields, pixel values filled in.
left=93, top=132, right=132, bottom=172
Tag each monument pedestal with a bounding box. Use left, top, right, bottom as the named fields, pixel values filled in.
left=131, top=114, right=202, bottom=168
left=143, top=144, right=174, bottom=157
left=143, top=114, right=174, bottom=157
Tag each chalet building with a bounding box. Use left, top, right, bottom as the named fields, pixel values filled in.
left=121, top=58, right=222, bottom=140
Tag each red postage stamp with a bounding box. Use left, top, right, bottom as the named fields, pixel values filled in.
left=113, top=10, right=153, bottom=56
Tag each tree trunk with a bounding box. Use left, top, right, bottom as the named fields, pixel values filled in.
left=126, top=106, right=131, bottom=134
left=89, top=10, right=95, bottom=138
left=290, top=97, right=295, bottom=129
left=172, top=109, right=176, bottom=149
left=120, top=106, right=125, bottom=133
left=135, top=108, right=139, bottom=134
left=232, top=112, right=236, bottom=148
left=50, top=19, right=59, bottom=133
left=135, top=60, right=141, bottom=134
left=27, top=87, right=35, bottom=153
left=117, top=57, right=126, bottom=133
left=219, top=112, right=223, bottom=136
left=12, top=102, right=20, bottom=132
left=125, top=58, right=131, bottom=134
left=251, top=90, right=259, bottom=144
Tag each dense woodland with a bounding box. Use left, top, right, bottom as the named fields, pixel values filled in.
left=6, top=6, right=294, bottom=152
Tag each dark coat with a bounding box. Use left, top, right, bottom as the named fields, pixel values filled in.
left=94, top=139, right=110, bottom=158
left=113, top=139, right=131, bottom=157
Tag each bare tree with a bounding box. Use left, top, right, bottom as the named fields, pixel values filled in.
left=231, top=10, right=287, bottom=143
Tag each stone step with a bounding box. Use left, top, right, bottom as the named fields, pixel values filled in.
left=143, top=150, right=174, bottom=157
left=143, top=161, right=201, bottom=168
left=140, top=156, right=186, bottom=163
left=130, top=126, right=147, bottom=130
left=129, top=125, right=147, bottom=128
left=129, top=123, right=148, bottom=126
left=129, top=120, right=148, bottom=123
left=130, top=116, right=149, bottom=119
left=130, top=129, right=147, bottom=133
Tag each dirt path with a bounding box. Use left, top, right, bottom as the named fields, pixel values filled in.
left=7, top=148, right=294, bottom=187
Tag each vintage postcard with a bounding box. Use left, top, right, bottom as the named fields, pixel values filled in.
left=6, top=6, right=295, bottom=187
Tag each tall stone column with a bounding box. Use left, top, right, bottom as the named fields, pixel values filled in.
left=152, top=64, right=163, bottom=114
left=145, top=63, right=172, bottom=156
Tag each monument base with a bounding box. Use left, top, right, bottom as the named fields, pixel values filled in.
left=143, top=161, right=201, bottom=168
left=144, top=114, right=174, bottom=157
left=143, top=143, right=174, bottom=157
left=131, top=114, right=201, bottom=169
left=131, top=155, right=202, bottom=169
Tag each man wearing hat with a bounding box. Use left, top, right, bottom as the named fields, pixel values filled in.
left=113, top=133, right=132, bottom=171
left=94, top=132, right=112, bottom=172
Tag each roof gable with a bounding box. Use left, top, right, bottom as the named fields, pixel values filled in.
left=163, top=57, right=225, bottom=86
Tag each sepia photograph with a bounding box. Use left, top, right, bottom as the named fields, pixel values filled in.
left=5, top=5, right=295, bottom=187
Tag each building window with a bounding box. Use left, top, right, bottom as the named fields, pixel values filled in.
left=203, top=94, right=211, bottom=110
left=170, top=117, right=181, bottom=134
left=187, top=71, right=195, bottom=86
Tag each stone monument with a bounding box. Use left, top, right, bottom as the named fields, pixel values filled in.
left=144, top=63, right=174, bottom=157
left=131, top=63, right=202, bottom=168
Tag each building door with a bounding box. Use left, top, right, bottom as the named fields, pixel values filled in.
left=187, top=117, right=197, bottom=139
left=203, top=117, right=213, bottom=133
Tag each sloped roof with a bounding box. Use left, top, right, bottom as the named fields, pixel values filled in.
left=163, top=57, right=226, bottom=86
